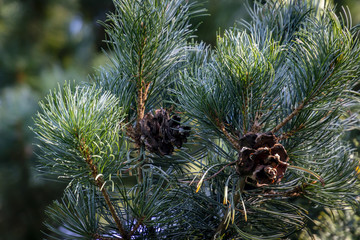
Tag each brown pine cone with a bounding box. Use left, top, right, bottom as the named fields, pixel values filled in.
left=139, top=108, right=191, bottom=155
left=236, top=132, right=289, bottom=186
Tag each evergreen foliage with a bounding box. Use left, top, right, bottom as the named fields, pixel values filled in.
left=32, top=83, right=125, bottom=182
left=32, top=0, right=360, bottom=239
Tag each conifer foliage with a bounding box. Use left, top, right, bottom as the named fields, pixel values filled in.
left=32, top=0, right=360, bottom=239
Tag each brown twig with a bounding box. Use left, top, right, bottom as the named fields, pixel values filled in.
left=279, top=123, right=305, bottom=140
left=205, top=161, right=237, bottom=182
left=272, top=61, right=339, bottom=135
left=272, top=101, right=305, bottom=133
left=242, top=74, right=250, bottom=134
left=78, top=138, right=130, bottom=240
left=135, top=21, right=150, bottom=122
left=134, top=22, right=150, bottom=184
left=136, top=81, right=150, bottom=121
left=217, top=119, right=241, bottom=151
left=251, top=94, right=265, bottom=133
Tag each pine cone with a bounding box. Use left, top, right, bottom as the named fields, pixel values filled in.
left=236, top=132, right=289, bottom=186
left=139, top=108, right=190, bottom=155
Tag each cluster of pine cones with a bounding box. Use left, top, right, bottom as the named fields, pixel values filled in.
left=133, top=109, right=288, bottom=187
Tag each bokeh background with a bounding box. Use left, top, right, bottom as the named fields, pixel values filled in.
left=0, top=0, right=359, bottom=239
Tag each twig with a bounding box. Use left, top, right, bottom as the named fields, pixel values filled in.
left=272, top=101, right=305, bottom=133
left=136, top=81, right=150, bottom=121
left=251, top=94, right=265, bottom=133
left=206, top=161, right=237, bottom=181
left=134, top=22, right=150, bottom=184
left=79, top=139, right=130, bottom=240
left=279, top=123, right=305, bottom=140
left=254, top=183, right=309, bottom=198
left=217, top=120, right=241, bottom=150
left=272, top=63, right=338, bottom=134
left=136, top=21, right=150, bottom=122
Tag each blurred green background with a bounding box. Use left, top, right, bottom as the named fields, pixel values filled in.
left=0, top=0, right=359, bottom=239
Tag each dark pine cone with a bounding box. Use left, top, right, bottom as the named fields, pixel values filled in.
left=139, top=108, right=191, bottom=155
left=236, top=132, right=289, bottom=186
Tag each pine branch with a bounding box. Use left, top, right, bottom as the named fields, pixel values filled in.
left=32, top=83, right=124, bottom=181
left=216, top=119, right=241, bottom=150
left=272, top=101, right=305, bottom=133
left=135, top=21, right=150, bottom=122
left=44, top=184, right=101, bottom=239
left=78, top=137, right=130, bottom=240
left=33, top=1, right=360, bottom=239
left=134, top=22, right=149, bottom=184
left=98, top=0, right=205, bottom=181
left=101, top=0, right=205, bottom=121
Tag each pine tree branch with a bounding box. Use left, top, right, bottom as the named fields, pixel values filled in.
left=216, top=118, right=241, bottom=150
left=242, top=89, right=249, bottom=134
left=251, top=96, right=265, bottom=133
left=34, top=1, right=360, bottom=239
left=271, top=26, right=344, bottom=135
left=134, top=22, right=150, bottom=184
left=272, top=67, right=337, bottom=135
left=136, top=21, right=150, bottom=122
left=272, top=101, right=305, bottom=133
left=279, top=123, right=305, bottom=140
left=78, top=137, right=130, bottom=240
